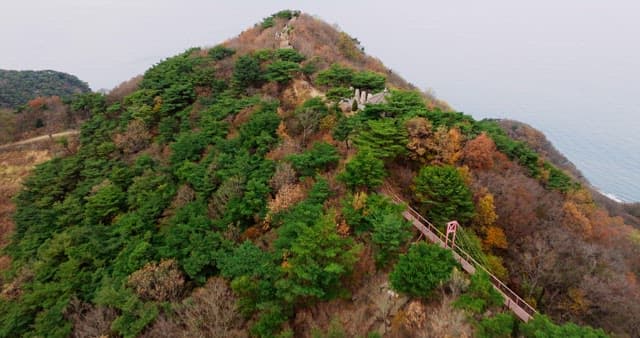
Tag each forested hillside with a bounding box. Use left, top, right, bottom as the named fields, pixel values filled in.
left=1, top=11, right=637, bottom=337
left=495, top=119, right=640, bottom=228
left=0, top=69, right=90, bottom=108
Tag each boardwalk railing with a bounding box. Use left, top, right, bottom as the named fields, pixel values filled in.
left=384, top=191, right=537, bottom=322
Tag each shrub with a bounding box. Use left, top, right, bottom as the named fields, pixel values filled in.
left=338, top=151, right=386, bottom=191
left=354, top=119, right=408, bottom=159
left=544, top=163, right=579, bottom=192
left=113, top=119, right=151, bottom=154
left=270, top=162, right=297, bottom=191
left=421, top=297, right=473, bottom=337
left=371, top=211, right=412, bottom=267
left=233, top=55, right=262, bottom=89
left=453, top=271, right=503, bottom=314
left=169, top=132, right=207, bottom=165
left=170, top=277, right=244, bottom=337
left=217, top=241, right=275, bottom=280
left=300, top=59, right=318, bottom=76
left=261, top=17, right=275, bottom=29
left=520, top=314, right=609, bottom=338
left=275, top=48, right=305, bottom=63
left=287, top=142, right=339, bottom=177
left=389, top=243, right=457, bottom=298
left=208, top=45, right=235, bottom=60
left=351, top=71, right=386, bottom=92
left=383, top=90, right=426, bottom=117
left=94, top=283, right=159, bottom=338
left=477, top=120, right=540, bottom=177
left=476, top=313, right=515, bottom=338
left=332, top=115, right=363, bottom=148
left=84, top=181, right=125, bottom=224
left=289, top=97, right=329, bottom=145
left=277, top=212, right=362, bottom=303
left=316, top=64, right=354, bottom=88
left=265, top=60, right=300, bottom=84
left=326, top=87, right=353, bottom=102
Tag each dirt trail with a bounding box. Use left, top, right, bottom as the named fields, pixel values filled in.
left=0, top=130, right=78, bottom=150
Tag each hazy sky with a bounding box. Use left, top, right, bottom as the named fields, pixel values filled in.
left=2, top=1, right=640, bottom=199
left=2, top=1, right=638, bottom=108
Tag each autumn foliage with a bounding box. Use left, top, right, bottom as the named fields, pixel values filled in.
left=462, top=132, right=497, bottom=170
left=127, top=259, right=185, bottom=302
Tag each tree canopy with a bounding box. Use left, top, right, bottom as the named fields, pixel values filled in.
left=389, top=243, right=457, bottom=298
left=413, top=165, right=475, bottom=226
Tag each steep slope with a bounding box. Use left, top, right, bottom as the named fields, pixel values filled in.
left=0, top=69, right=90, bottom=108
left=495, top=119, right=640, bottom=228
left=0, top=10, right=636, bottom=338
left=0, top=138, right=75, bottom=269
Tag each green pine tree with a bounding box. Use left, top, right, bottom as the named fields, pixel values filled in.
left=412, top=165, right=475, bottom=226
left=354, top=119, right=408, bottom=159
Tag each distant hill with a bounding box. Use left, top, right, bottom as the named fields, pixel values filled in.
left=0, top=69, right=90, bottom=108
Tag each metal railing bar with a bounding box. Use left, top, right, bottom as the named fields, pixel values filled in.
left=382, top=189, right=537, bottom=316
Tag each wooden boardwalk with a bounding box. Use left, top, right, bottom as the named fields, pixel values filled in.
left=386, top=192, right=537, bottom=322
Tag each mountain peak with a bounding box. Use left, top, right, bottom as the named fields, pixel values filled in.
left=224, top=11, right=411, bottom=87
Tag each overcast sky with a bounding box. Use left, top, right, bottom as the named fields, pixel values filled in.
left=1, top=0, right=638, bottom=114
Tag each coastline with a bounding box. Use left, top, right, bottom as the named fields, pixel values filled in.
left=492, top=118, right=640, bottom=227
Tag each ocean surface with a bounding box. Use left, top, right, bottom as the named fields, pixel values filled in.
left=469, top=110, right=640, bottom=203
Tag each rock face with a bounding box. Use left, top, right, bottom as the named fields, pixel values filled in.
left=340, top=87, right=389, bottom=113
left=277, top=16, right=296, bottom=49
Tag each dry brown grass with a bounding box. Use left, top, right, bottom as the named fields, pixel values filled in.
left=224, top=18, right=286, bottom=56
left=388, top=296, right=473, bottom=338
left=107, top=75, right=143, bottom=104
left=289, top=14, right=414, bottom=90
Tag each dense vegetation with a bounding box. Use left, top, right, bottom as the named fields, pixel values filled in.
left=0, top=93, right=104, bottom=143
left=1, top=10, right=636, bottom=338
left=0, top=69, right=90, bottom=108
